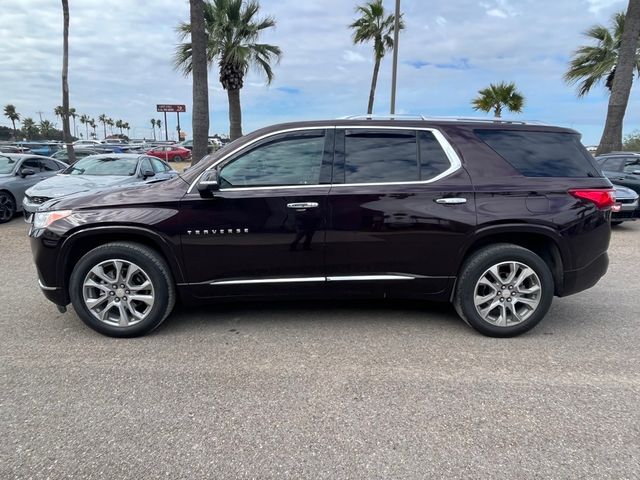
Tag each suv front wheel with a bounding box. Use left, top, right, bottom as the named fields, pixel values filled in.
left=454, top=244, right=554, bottom=337
left=69, top=242, right=176, bottom=337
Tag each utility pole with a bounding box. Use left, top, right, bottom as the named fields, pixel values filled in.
left=390, top=0, right=401, bottom=114
left=164, top=111, right=168, bottom=141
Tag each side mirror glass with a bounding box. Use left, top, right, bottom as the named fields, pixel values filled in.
left=141, top=168, right=155, bottom=179
left=197, top=169, right=220, bottom=197
left=20, top=168, right=35, bottom=178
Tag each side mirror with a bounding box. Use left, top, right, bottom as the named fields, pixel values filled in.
left=197, top=169, right=220, bottom=197
left=632, top=170, right=640, bottom=176
left=20, top=168, right=35, bottom=178
left=141, top=168, right=155, bottom=179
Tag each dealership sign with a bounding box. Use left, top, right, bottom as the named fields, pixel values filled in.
left=156, top=104, right=186, bottom=113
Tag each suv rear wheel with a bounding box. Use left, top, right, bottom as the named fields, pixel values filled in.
left=69, top=242, right=175, bottom=337
left=454, top=244, right=554, bottom=337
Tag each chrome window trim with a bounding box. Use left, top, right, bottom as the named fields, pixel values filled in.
left=187, top=125, right=462, bottom=193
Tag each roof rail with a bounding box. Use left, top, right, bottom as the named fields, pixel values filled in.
left=340, top=114, right=429, bottom=121
left=339, top=114, right=545, bottom=125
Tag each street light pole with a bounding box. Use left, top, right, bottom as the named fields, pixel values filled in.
left=390, top=0, right=401, bottom=114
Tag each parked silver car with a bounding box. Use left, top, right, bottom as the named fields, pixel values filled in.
left=22, top=154, right=178, bottom=221
left=0, top=154, right=68, bottom=223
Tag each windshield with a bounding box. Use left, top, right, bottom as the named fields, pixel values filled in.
left=63, top=156, right=138, bottom=176
left=0, top=155, right=17, bottom=174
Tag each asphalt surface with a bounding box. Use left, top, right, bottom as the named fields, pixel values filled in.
left=1, top=218, right=639, bottom=479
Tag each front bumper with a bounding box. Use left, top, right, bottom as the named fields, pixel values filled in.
left=30, top=230, right=70, bottom=307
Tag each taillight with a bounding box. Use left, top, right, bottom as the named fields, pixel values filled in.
left=569, top=189, right=615, bottom=209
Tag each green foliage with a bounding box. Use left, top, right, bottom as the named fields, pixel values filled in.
left=564, top=11, right=640, bottom=97
left=349, top=0, right=404, bottom=60
left=623, top=130, right=640, bottom=151
left=471, top=81, right=525, bottom=118
left=174, top=0, right=282, bottom=88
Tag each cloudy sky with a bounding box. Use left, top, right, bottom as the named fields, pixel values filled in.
left=0, top=0, right=637, bottom=144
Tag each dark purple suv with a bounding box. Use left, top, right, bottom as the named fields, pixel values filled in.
left=29, top=117, right=614, bottom=337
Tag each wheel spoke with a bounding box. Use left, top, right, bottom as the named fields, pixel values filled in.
left=503, top=262, right=517, bottom=284
left=129, top=294, right=154, bottom=306
left=86, top=295, right=109, bottom=310
left=117, top=302, right=129, bottom=326
left=514, top=297, right=538, bottom=309
left=125, top=265, right=141, bottom=288
left=90, top=265, right=113, bottom=285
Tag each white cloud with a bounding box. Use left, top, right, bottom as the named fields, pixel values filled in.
left=487, top=9, right=508, bottom=18
left=342, top=50, right=367, bottom=63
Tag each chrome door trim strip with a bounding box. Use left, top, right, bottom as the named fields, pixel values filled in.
left=326, top=275, right=415, bottom=281
left=210, top=277, right=326, bottom=285
left=187, top=125, right=462, bottom=193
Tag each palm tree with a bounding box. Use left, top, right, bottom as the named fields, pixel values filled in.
left=471, top=81, right=525, bottom=118
left=349, top=0, right=405, bottom=115
left=21, top=117, right=37, bottom=140
left=150, top=119, right=157, bottom=140
left=123, top=122, right=130, bottom=137
left=189, top=0, right=210, bottom=165
left=598, top=0, right=640, bottom=154
left=40, top=120, right=54, bottom=138
left=90, top=118, right=97, bottom=138
left=106, top=117, right=114, bottom=136
left=564, top=11, right=640, bottom=97
left=98, top=114, right=108, bottom=138
left=175, top=0, right=282, bottom=140
left=61, top=0, right=76, bottom=163
left=54, top=106, right=64, bottom=121
left=69, top=107, right=77, bottom=137
left=79, top=114, right=90, bottom=139
left=3, top=104, right=20, bottom=138
left=157, top=119, right=163, bottom=140
left=115, top=119, right=124, bottom=135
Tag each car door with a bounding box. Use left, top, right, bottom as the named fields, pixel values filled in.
left=180, top=128, right=334, bottom=299
left=619, top=157, right=640, bottom=195
left=148, top=157, right=176, bottom=180
left=324, top=127, right=476, bottom=299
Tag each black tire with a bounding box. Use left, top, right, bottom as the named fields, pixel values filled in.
left=0, top=190, right=16, bottom=224
left=453, top=244, right=554, bottom=338
left=69, top=242, right=176, bottom=337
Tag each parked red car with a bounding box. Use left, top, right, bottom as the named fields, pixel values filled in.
left=146, top=145, right=191, bottom=162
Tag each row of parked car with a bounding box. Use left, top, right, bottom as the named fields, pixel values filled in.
left=0, top=152, right=177, bottom=223
left=595, top=152, right=640, bottom=225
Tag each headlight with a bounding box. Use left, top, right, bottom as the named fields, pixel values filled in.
left=33, top=210, right=73, bottom=229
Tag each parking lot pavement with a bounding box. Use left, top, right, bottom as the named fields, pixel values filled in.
left=1, top=217, right=639, bottom=479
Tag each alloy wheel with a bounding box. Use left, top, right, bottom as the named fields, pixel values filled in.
left=0, top=193, right=15, bottom=222
left=82, top=259, right=155, bottom=327
left=473, top=261, right=542, bottom=327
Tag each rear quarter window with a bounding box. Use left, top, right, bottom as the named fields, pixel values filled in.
left=475, top=130, right=601, bottom=178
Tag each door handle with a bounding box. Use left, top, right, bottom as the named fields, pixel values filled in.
left=435, top=197, right=467, bottom=205
left=287, top=202, right=319, bottom=209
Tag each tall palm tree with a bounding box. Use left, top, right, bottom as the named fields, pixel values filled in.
left=471, top=82, right=525, bottom=118
left=40, top=120, right=54, bottom=138
left=98, top=114, right=108, bottom=138
left=90, top=118, right=97, bottom=138
left=123, top=122, right=130, bottom=137
left=189, top=0, right=210, bottom=165
left=3, top=104, right=20, bottom=138
left=156, top=119, right=163, bottom=140
left=150, top=119, right=157, bottom=140
left=175, top=0, right=282, bottom=140
left=115, top=119, right=124, bottom=135
left=61, top=0, right=76, bottom=163
left=54, top=106, right=64, bottom=121
left=598, top=0, right=640, bottom=154
left=349, top=0, right=404, bottom=115
left=106, top=117, right=114, bottom=136
left=564, top=11, right=640, bottom=97
left=69, top=107, right=77, bottom=137
left=79, top=114, right=90, bottom=139
left=21, top=117, right=37, bottom=140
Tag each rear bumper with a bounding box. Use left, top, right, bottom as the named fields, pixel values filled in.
left=559, top=251, right=609, bottom=297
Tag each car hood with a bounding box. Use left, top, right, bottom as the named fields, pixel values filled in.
left=26, top=174, right=135, bottom=199
left=612, top=184, right=639, bottom=200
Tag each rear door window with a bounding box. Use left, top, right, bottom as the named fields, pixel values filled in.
left=475, top=130, right=601, bottom=177
left=344, top=129, right=417, bottom=183
left=150, top=157, right=168, bottom=173
left=598, top=157, right=624, bottom=172
left=419, top=131, right=451, bottom=180
left=622, top=158, right=640, bottom=174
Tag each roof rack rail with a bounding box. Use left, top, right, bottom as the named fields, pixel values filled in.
left=339, top=114, right=546, bottom=126
left=340, top=114, right=429, bottom=121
